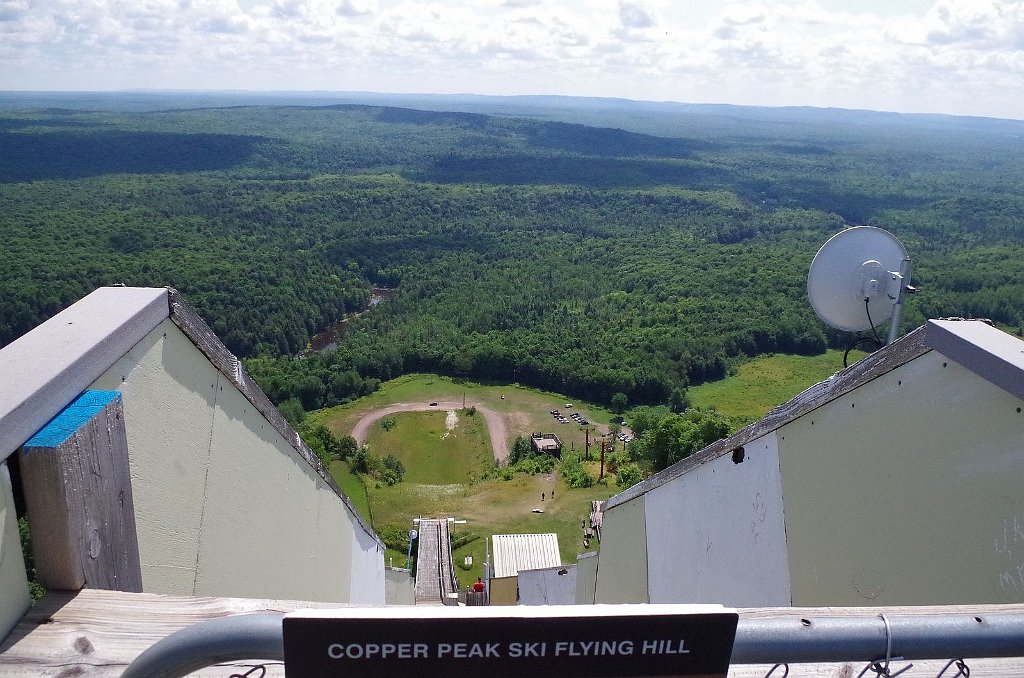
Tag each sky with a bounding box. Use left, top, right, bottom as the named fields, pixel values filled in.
left=1, top=0, right=1022, bottom=119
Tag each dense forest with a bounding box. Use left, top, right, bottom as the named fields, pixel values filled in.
left=2, top=96, right=1023, bottom=415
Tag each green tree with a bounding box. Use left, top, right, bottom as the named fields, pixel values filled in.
left=338, top=435, right=358, bottom=460
left=668, top=387, right=690, bottom=413
left=643, top=409, right=731, bottom=471
left=278, top=398, right=305, bottom=427
left=352, top=446, right=370, bottom=474
left=300, top=422, right=344, bottom=465
left=509, top=436, right=533, bottom=465
left=610, top=392, right=628, bottom=414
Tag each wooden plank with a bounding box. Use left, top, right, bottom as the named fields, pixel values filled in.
left=0, top=591, right=1020, bottom=677
left=0, top=287, right=167, bottom=462
left=925, top=319, right=1024, bottom=401
left=0, top=589, right=349, bottom=677
left=19, top=391, right=142, bottom=592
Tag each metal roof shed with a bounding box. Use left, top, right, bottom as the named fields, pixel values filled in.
left=492, top=533, right=561, bottom=578
left=490, top=533, right=561, bottom=605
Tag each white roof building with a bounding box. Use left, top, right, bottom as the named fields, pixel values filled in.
left=492, top=533, right=562, bottom=579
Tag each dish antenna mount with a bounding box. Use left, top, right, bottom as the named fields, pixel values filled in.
left=807, top=226, right=915, bottom=345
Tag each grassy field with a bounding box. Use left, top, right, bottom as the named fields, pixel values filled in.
left=327, top=459, right=372, bottom=521
left=315, top=376, right=623, bottom=585
left=687, top=349, right=866, bottom=421
left=363, top=410, right=492, bottom=484
left=315, top=354, right=853, bottom=587
left=314, top=374, right=621, bottom=465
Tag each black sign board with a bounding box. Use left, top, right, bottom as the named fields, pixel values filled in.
left=283, top=604, right=737, bottom=677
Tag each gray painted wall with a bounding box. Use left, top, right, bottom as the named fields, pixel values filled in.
left=595, top=343, right=1024, bottom=608
left=385, top=568, right=415, bottom=605
left=519, top=565, right=576, bottom=605
left=779, top=350, right=1024, bottom=605
left=90, top=319, right=384, bottom=603
left=575, top=552, right=598, bottom=605
left=645, top=431, right=791, bottom=606
left=594, top=495, right=648, bottom=603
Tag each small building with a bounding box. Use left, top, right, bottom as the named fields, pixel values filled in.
left=489, top=533, right=561, bottom=605
left=530, top=432, right=562, bottom=457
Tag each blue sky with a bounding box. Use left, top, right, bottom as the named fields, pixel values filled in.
left=1, top=0, right=1022, bottom=119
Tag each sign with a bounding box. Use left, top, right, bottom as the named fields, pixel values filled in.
left=283, top=604, right=737, bottom=677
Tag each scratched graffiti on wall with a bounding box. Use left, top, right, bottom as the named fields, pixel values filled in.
left=995, top=513, right=1024, bottom=597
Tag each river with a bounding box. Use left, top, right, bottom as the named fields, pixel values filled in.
left=302, top=287, right=392, bottom=356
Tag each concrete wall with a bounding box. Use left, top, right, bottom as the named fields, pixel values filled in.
left=645, top=431, right=791, bottom=606
left=519, top=565, right=576, bottom=605
left=351, top=526, right=386, bottom=604
left=385, top=568, right=415, bottom=605
left=779, top=350, right=1024, bottom=605
left=575, top=552, right=598, bottom=605
left=0, top=461, right=29, bottom=642
left=89, top=319, right=384, bottom=603
left=594, top=494, right=648, bottom=603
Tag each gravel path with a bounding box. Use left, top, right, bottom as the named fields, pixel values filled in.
left=350, top=401, right=511, bottom=464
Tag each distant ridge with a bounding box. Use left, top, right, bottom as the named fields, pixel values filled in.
left=1, top=90, right=1022, bottom=134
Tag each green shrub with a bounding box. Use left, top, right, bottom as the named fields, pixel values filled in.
left=300, top=421, right=345, bottom=465
left=559, top=451, right=594, bottom=489
left=450, top=532, right=479, bottom=550
left=380, top=454, right=406, bottom=486
left=616, top=463, right=643, bottom=488
left=19, top=517, right=45, bottom=603
left=377, top=523, right=411, bottom=552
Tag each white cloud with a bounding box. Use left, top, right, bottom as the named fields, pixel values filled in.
left=0, top=0, right=29, bottom=22
left=0, top=0, right=1021, bottom=119
left=619, top=1, right=655, bottom=29
left=336, top=0, right=377, bottom=17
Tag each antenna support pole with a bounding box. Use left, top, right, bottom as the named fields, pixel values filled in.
left=886, top=257, right=912, bottom=345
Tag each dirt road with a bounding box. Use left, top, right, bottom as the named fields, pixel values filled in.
left=350, top=401, right=511, bottom=464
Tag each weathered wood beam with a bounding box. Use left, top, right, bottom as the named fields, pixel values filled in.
left=19, top=391, right=142, bottom=593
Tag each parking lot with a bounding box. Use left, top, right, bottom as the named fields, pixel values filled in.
left=548, top=404, right=632, bottom=443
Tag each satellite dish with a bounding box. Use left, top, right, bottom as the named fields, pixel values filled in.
left=807, top=226, right=912, bottom=343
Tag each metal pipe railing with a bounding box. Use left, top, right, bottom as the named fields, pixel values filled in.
left=731, top=612, right=1023, bottom=663
left=121, top=612, right=284, bottom=678
left=122, top=611, right=1024, bottom=678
